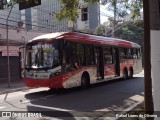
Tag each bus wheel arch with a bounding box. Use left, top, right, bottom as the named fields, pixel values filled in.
left=123, top=67, right=128, bottom=79
left=129, top=67, right=134, bottom=78
left=81, top=71, right=90, bottom=88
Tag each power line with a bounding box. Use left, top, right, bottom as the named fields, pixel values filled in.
left=0, top=17, right=65, bottom=31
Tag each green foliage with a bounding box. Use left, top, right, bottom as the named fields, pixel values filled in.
left=101, top=0, right=143, bottom=21
left=94, top=24, right=106, bottom=35
left=114, top=20, right=143, bottom=45
left=56, top=0, right=98, bottom=21
left=129, top=0, right=143, bottom=21
left=56, top=0, right=79, bottom=21
left=1, top=0, right=98, bottom=22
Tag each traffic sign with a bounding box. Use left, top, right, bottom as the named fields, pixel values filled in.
left=19, top=0, right=41, bottom=10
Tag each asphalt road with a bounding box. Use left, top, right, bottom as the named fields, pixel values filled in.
left=0, top=74, right=144, bottom=120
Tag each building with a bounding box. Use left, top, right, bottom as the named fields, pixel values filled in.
left=0, top=4, right=21, bottom=28
left=76, top=1, right=100, bottom=32
left=21, top=0, right=100, bottom=32
left=0, top=27, right=45, bottom=82
left=21, top=0, right=67, bottom=32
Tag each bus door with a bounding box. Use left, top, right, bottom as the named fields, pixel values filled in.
left=95, top=47, right=104, bottom=79
left=113, top=47, right=120, bottom=76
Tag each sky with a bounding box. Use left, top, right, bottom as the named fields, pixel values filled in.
left=100, top=5, right=113, bottom=24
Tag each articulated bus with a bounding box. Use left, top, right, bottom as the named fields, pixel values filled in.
left=22, top=32, right=142, bottom=89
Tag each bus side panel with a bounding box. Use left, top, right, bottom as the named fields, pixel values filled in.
left=24, top=67, right=97, bottom=89
left=120, top=59, right=134, bottom=76
left=104, top=64, right=115, bottom=78
left=24, top=75, right=64, bottom=88
left=133, top=59, right=142, bottom=74
left=63, top=66, right=97, bottom=88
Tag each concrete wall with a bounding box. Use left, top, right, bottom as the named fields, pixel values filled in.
left=0, top=28, right=45, bottom=44
left=0, top=28, right=45, bottom=82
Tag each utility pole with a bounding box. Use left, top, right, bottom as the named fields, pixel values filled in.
left=6, top=3, right=15, bottom=88
left=149, top=0, right=160, bottom=119
left=143, top=0, right=154, bottom=119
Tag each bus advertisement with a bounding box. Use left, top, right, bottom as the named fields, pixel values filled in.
left=21, top=32, right=142, bottom=89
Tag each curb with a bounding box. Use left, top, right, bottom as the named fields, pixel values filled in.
left=113, top=100, right=144, bottom=120
left=0, top=87, right=30, bottom=95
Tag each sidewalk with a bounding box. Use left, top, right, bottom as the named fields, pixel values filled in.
left=0, top=80, right=29, bottom=94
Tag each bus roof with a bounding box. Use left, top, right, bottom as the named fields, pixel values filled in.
left=28, top=32, right=141, bottom=48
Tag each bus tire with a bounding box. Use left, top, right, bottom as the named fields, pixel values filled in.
left=129, top=67, right=133, bottom=78
left=123, top=68, right=128, bottom=80
left=48, top=88, right=56, bottom=92
left=81, top=72, right=90, bottom=88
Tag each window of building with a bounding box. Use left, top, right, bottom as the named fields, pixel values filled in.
left=81, top=7, right=88, bottom=21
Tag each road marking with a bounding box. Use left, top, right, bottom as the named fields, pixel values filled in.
left=31, top=104, right=72, bottom=111
left=21, top=100, right=30, bottom=104
left=0, top=106, right=6, bottom=109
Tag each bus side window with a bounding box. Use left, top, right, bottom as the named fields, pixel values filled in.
left=126, top=48, right=132, bottom=59
left=85, top=45, right=95, bottom=65
left=71, top=43, right=79, bottom=69
left=64, top=41, right=72, bottom=64
left=119, top=47, right=126, bottom=59
left=132, top=49, right=137, bottom=59
left=136, top=49, right=141, bottom=59
left=104, top=46, right=112, bottom=64
left=76, top=44, right=85, bottom=66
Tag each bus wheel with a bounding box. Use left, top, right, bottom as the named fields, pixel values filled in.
left=81, top=73, right=90, bottom=88
left=123, top=68, right=128, bottom=80
left=129, top=68, right=133, bottom=78
left=48, top=88, right=56, bottom=93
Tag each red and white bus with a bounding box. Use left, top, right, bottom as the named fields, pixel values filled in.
left=22, top=32, right=142, bottom=89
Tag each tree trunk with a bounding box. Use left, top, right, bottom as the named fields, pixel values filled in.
left=112, top=0, right=117, bottom=37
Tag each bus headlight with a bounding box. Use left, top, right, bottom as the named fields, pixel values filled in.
left=49, top=74, right=53, bottom=78
left=51, top=70, right=61, bottom=78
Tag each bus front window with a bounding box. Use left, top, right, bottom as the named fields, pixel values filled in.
left=26, top=40, right=60, bottom=69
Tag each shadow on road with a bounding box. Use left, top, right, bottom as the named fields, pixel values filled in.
left=25, top=77, right=144, bottom=118
left=27, top=105, right=75, bottom=119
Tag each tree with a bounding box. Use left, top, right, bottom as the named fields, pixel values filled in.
left=94, top=24, right=106, bottom=35
left=95, top=20, right=143, bottom=46
left=101, top=0, right=143, bottom=21
left=56, top=0, right=98, bottom=21
left=129, top=0, right=143, bottom=21
left=101, top=0, right=143, bottom=37
left=101, top=0, right=129, bottom=21
left=114, top=20, right=143, bottom=45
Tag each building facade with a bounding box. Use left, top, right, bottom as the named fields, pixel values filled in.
left=0, top=4, right=21, bottom=28
left=21, top=0, right=100, bottom=32
left=21, top=0, right=67, bottom=32
left=0, top=27, right=45, bottom=83
left=77, top=1, right=100, bottom=32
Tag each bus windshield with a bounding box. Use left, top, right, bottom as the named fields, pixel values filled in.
left=25, top=40, right=60, bottom=69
